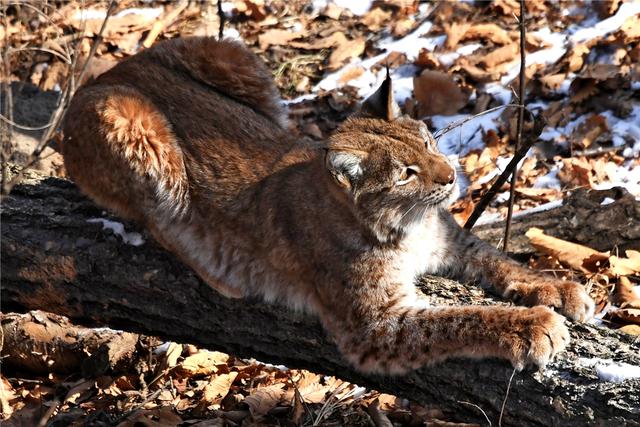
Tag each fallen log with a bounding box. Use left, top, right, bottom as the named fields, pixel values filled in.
left=2, top=171, right=639, bottom=427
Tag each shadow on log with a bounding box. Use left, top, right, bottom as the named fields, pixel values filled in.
left=2, top=171, right=639, bottom=426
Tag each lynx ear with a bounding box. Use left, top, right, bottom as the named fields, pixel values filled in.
left=325, top=149, right=366, bottom=191
left=359, top=69, right=400, bottom=121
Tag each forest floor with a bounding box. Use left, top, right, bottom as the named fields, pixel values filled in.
left=2, top=0, right=639, bottom=426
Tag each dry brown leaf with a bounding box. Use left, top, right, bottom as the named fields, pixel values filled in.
left=116, top=407, right=182, bottom=427
left=444, top=21, right=470, bottom=49
left=373, top=51, right=407, bottom=71
left=571, top=114, right=609, bottom=149
left=612, top=276, right=640, bottom=307
left=64, top=379, right=95, bottom=405
left=570, top=78, right=599, bottom=104
left=413, top=70, right=469, bottom=116
left=201, top=372, right=238, bottom=406
left=328, top=36, right=365, bottom=70
left=558, top=157, right=593, bottom=187
left=567, top=44, right=589, bottom=72
left=538, top=73, right=566, bottom=93
left=525, top=227, right=609, bottom=273
left=608, top=308, right=640, bottom=326
left=618, top=324, right=640, bottom=335
left=462, top=23, right=512, bottom=45
left=290, top=32, right=345, bottom=50
left=244, top=383, right=286, bottom=417
left=391, top=18, right=416, bottom=37
left=322, top=2, right=344, bottom=20
left=362, top=8, right=392, bottom=31
left=525, top=33, right=551, bottom=51
left=415, top=48, right=440, bottom=69
left=338, top=66, right=365, bottom=84
left=258, top=29, right=305, bottom=50
left=516, top=187, right=561, bottom=202
left=582, top=63, right=621, bottom=81
left=479, top=43, right=518, bottom=68
left=618, top=14, right=640, bottom=43
left=452, top=59, right=502, bottom=83
left=180, top=351, right=229, bottom=376
left=609, top=251, right=640, bottom=277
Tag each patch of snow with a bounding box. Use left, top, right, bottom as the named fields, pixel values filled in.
left=224, top=27, right=242, bottom=40
left=534, top=163, right=562, bottom=190
left=570, top=2, right=640, bottom=43
left=154, top=342, right=172, bottom=355
left=284, top=93, right=317, bottom=105
left=314, top=20, right=442, bottom=99
left=593, top=160, right=640, bottom=197
left=115, top=7, right=163, bottom=19
left=332, top=0, right=372, bottom=16
left=432, top=108, right=504, bottom=156
left=578, top=358, right=640, bottom=383
left=601, top=197, right=615, bottom=205
left=601, top=105, right=640, bottom=151
left=87, top=218, right=145, bottom=246
left=73, top=6, right=163, bottom=23
left=512, top=199, right=564, bottom=219
left=501, top=28, right=567, bottom=85
left=495, top=191, right=510, bottom=204
left=474, top=212, right=502, bottom=226
left=485, top=82, right=512, bottom=105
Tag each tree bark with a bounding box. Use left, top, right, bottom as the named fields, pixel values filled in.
left=2, top=171, right=639, bottom=427
left=473, top=186, right=640, bottom=257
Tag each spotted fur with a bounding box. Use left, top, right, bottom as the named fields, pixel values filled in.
left=62, top=37, right=594, bottom=374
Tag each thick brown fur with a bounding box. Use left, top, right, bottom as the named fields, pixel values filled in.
left=62, top=37, right=594, bottom=374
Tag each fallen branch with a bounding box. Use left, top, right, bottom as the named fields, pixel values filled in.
left=2, top=171, right=639, bottom=426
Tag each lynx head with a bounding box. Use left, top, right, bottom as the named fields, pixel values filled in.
left=325, top=74, right=457, bottom=243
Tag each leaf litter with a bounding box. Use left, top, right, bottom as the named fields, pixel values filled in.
left=3, top=0, right=640, bottom=424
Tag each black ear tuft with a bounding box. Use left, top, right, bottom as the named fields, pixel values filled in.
left=359, top=68, right=400, bottom=121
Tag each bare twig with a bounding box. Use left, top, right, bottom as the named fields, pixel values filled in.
left=498, top=368, right=518, bottom=427
left=432, top=104, right=524, bottom=140
left=1, top=2, right=13, bottom=194
left=218, top=0, right=225, bottom=40
left=502, top=0, right=527, bottom=252
left=457, top=401, right=492, bottom=426
left=1, top=1, right=117, bottom=195
left=463, top=114, right=545, bottom=230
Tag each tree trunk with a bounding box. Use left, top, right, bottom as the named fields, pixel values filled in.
left=2, top=171, right=639, bottom=427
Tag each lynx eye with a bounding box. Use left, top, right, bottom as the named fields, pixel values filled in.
left=396, top=166, right=420, bottom=186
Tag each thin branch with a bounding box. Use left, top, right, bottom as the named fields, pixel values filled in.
left=1, top=2, right=13, bottom=194
left=0, top=113, right=54, bottom=131
left=432, top=104, right=525, bottom=140
left=502, top=0, right=527, bottom=252
left=218, top=0, right=225, bottom=40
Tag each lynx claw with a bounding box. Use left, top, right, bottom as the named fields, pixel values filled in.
left=504, top=281, right=594, bottom=323
left=506, top=306, right=570, bottom=370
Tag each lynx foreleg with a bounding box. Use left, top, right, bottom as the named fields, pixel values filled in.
left=438, top=212, right=594, bottom=322
left=323, top=301, right=569, bottom=374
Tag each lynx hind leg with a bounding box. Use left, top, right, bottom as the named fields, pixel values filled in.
left=98, top=87, right=190, bottom=218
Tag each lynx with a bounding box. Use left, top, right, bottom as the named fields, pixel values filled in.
left=62, top=37, right=594, bottom=374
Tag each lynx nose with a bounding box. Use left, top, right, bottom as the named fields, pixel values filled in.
left=433, top=161, right=456, bottom=186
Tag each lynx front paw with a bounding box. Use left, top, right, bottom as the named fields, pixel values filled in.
left=504, top=280, right=594, bottom=322
left=504, top=306, right=570, bottom=370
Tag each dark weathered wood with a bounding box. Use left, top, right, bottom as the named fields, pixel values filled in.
left=474, top=186, right=640, bottom=257
left=2, top=172, right=639, bottom=427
